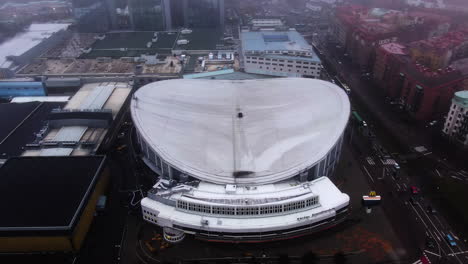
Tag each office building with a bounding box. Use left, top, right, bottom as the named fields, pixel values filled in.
left=129, top=0, right=165, bottom=31
left=72, top=0, right=110, bottom=32
left=241, top=29, right=322, bottom=78
left=443, top=91, right=468, bottom=146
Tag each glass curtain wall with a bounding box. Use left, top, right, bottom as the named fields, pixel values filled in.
left=130, top=0, right=165, bottom=31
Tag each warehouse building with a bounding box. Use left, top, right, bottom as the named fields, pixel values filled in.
left=0, top=156, right=108, bottom=252
left=0, top=80, right=47, bottom=98
left=0, top=81, right=131, bottom=253
left=0, top=101, right=65, bottom=162
left=21, top=82, right=132, bottom=157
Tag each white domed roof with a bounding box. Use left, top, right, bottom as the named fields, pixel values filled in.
left=131, top=78, right=350, bottom=185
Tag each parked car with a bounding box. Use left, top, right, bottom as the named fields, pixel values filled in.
left=426, top=240, right=435, bottom=249
left=446, top=234, right=457, bottom=247
left=410, top=186, right=420, bottom=195
left=427, top=205, right=437, bottom=214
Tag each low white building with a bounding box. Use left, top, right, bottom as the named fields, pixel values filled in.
left=406, top=0, right=445, bottom=9
left=443, top=91, right=468, bottom=146
left=241, top=29, right=322, bottom=78
left=251, top=18, right=284, bottom=29
left=132, top=78, right=350, bottom=243
left=306, top=2, right=323, bottom=12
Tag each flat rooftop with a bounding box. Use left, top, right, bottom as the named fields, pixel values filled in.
left=18, top=58, right=135, bottom=75
left=22, top=82, right=131, bottom=157
left=18, top=58, right=182, bottom=75
left=174, top=28, right=233, bottom=51
left=0, top=23, right=70, bottom=68
left=80, top=31, right=178, bottom=58
left=241, top=29, right=312, bottom=52
left=0, top=101, right=65, bottom=158
left=0, top=156, right=105, bottom=235
left=43, top=33, right=98, bottom=58
left=132, top=78, right=350, bottom=185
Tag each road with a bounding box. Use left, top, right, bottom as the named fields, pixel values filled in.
left=314, top=34, right=468, bottom=263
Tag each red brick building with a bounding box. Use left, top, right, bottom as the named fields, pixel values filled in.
left=373, top=42, right=407, bottom=92
left=330, top=6, right=451, bottom=70
left=408, top=29, right=468, bottom=70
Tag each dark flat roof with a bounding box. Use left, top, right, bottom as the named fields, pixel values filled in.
left=0, top=156, right=106, bottom=235
left=174, top=28, right=232, bottom=51
left=80, top=31, right=178, bottom=58
left=0, top=102, right=40, bottom=143
left=0, top=102, right=65, bottom=158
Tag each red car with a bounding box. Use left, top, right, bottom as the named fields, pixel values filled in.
left=410, top=186, right=420, bottom=195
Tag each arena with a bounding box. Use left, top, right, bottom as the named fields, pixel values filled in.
left=131, top=78, right=351, bottom=242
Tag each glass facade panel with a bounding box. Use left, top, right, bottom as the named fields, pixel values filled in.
left=130, top=0, right=165, bottom=31
left=73, top=0, right=110, bottom=32
left=186, top=0, right=221, bottom=28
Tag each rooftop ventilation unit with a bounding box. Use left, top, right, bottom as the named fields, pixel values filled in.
left=177, top=39, right=189, bottom=45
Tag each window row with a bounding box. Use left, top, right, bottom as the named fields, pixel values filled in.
left=176, top=196, right=319, bottom=216
left=246, top=56, right=318, bottom=65
left=143, top=215, right=157, bottom=223
left=143, top=209, right=157, bottom=217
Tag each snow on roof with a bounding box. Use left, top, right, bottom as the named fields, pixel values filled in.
left=0, top=23, right=69, bottom=68
left=131, top=78, right=350, bottom=185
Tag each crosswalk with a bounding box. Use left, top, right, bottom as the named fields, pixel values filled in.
left=382, top=158, right=397, bottom=165
left=366, top=157, right=375, bottom=165
left=365, top=156, right=397, bottom=166
left=412, top=252, right=432, bottom=264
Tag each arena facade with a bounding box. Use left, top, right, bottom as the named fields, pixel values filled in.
left=131, top=78, right=350, bottom=242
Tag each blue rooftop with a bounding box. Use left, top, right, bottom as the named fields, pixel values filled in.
left=241, top=30, right=312, bottom=52
left=0, top=81, right=46, bottom=98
